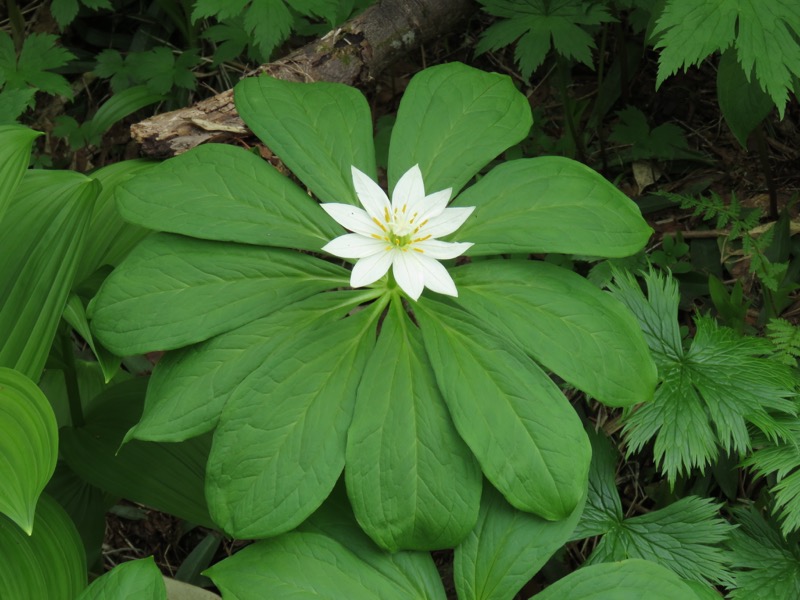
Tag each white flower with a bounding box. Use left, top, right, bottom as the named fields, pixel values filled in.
left=321, top=165, right=474, bottom=301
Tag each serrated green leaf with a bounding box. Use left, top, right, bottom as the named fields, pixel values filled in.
left=388, top=62, right=532, bottom=195
left=571, top=429, right=623, bottom=539
left=76, top=556, right=166, bottom=600
left=0, top=88, right=37, bottom=123
left=116, top=144, right=342, bottom=251
left=60, top=378, right=215, bottom=528
left=728, top=508, right=800, bottom=599
left=610, top=269, right=797, bottom=484
left=51, top=0, right=80, bottom=29
left=476, top=0, right=614, bottom=78
left=234, top=75, right=376, bottom=204
left=416, top=298, right=590, bottom=520
left=1, top=32, right=76, bottom=98
left=0, top=124, right=40, bottom=223
left=0, top=170, right=98, bottom=380
left=129, top=290, right=371, bottom=442
left=453, top=157, right=652, bottom=257
left=454, top=260, right=656, bottom=407
left=586, top=497, right=735, bottom=587
left=89, top=232, right=348, bottom=355
left=532, top=559, right=703, bottom=600
left=346, top=300, right=481, bottom=551
left=455, top=483, right=585, bottom=600
left=717, top=48, right=774, bottom=147
left=609, top=106, right=700, bottom=161
left=0, top=494, right=86, bottom=598
left=0, top=368, right=58, bottom=534
left=206, top=306, right=379, bottom=538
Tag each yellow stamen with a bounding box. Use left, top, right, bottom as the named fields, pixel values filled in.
left=413, top=234, right=432, bottom=242
left=413, top=248, right=424, bottom=253
left=372, top=217, right=387, bottom=232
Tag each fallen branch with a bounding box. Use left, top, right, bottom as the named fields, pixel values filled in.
left=131, top=0, right=476, bottom=158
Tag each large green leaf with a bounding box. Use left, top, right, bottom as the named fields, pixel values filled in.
left=234, top=75, right=376, bottom=205
left=300, top=484, right=447, bottom=599
left=0, top=124, right=40, bottom=223
left=128, top=290, right=374, bottom=443
left=115, top=144, right=342, bottom=251
left=455, top=483, right=586, bottom=600
left=76, top=556, right=166, bottom=600
left=0, top=169, right=98, bottom=379
left=0, top=494, right=86, bottom=599
left=60, top=378, right=214, bottom=528
left=453, top=157, right=652, bottom=257
left=75, top=159, right=156, bottom=285
left=416, top=298, right=590, bottom=520
left=532, top=559, right=702, bottom=600
left=206, top=306, right=379, bottom=538
left=453, top=260, right=656, bottom=408
left=206, top=532, right=423, bottom=599
left=0, top=368, right=58, bottom=534
left=89, top=233, right=348, bottom=355
left=717, top=48, right=774, bottom=148
left=346, top=300, right=481, bottom=551
left=388, top=62, right=532, bottom=195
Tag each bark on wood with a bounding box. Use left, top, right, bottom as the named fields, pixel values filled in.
left=131, top=0, right=476, bottom=158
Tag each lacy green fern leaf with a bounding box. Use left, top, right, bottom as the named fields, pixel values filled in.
left=476, top=0, right=614, bottom=79
left=654, top=0, right=800, bottom=117
left=573, top=430, right=734, bottom=588
left=767, top=319, right=800, bottom=367
left=728, top=508, right=800, bottom=599
left=609, top=269, right=797, bottom=484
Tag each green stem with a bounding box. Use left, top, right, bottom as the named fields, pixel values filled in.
left=752, top=124, right=778, bottom=219
left=61, top=329, right=85, bottom=428
left=557, top=56, right=586, bottom=162
left=7, top=0, right=25, bottom=53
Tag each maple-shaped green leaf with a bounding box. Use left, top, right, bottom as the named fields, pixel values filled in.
left=192, top=0, right=340, bottom=58
left=728, top=508, right=800, bottom=599
left=94, top=49, right=133, bottom=93
left=654, top=0, right=800, bottom=116
left=127, top=47, right=200, bottom=95
left=608, top=269, right=797, bottom=485
left=609, top=106, right=703, bottom=162
left=50, top=0, right=112, bottom=29
left=476, top=0, right=614, bottom=79
left=0, top=31, right=75, bottom=98
left=572, top=429, right=735, bottom=589
left=0, top=88, right=36, bottom=123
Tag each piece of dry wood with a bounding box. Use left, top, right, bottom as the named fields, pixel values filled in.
left=131, top=0, right=476, bottom=158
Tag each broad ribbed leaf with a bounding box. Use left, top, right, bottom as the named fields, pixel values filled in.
left=454, top=260, right=656, bottom=407
left=234, top=75, right=376, bottom=205
left=416, top=298, right=590, bottom=520
left=76, top=556, right=166, bottom=600
left=116, top=144, right=342, bottom=251
left=389, top=62, right=532, bottom=195
left=455, top=483, right=586, bottom=600
left=0, top=368, right=58, bottom=534
left=0, top=170, right=98, bottom=379
left=300, top=485, right=447, bottom=599
left=453, top=157, right=652, bottom=257
left=128, top=290, right=372, bottom=443
left=60, top=378, right=214, bottom=528
left=206, top=532, right=420, bottom=599
left=0, top=494, right=86, bottom=599
left=206, top=306, right=379, bottom=538
left=347, top=301, right=481, bottom=551
left=89, top=233, right=348, bottom=355
left=532, top=559, right=702, bottom=600
left=75, top=159, right=155, bottom=284
left=0, top=124, right=40, bottom=223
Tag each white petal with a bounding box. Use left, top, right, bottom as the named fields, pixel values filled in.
left=417, top=255, right=458, bottom=297
left=391, top=164, right=425, bottom=212
left=422, top=206, right=475, bottom=238
left=392, top=251, right=425, bottom=301
left=351, top=250, right=394, bottom=287
left=351, top=166, right=391, bottom=221
left=321, top=203, right=381, bottom=237
left=322, top=234, right=387, bottom=259
left=417, top=187, right=452, bottom=222
left=415, top=239, right=473, bottom=260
